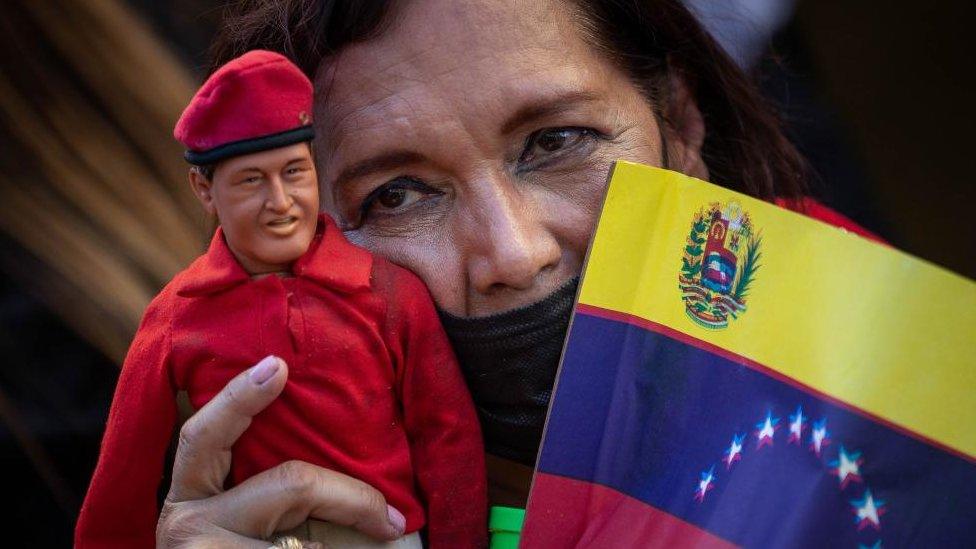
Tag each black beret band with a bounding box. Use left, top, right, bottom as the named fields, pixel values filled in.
left=184, top=125, right=315, bottom=165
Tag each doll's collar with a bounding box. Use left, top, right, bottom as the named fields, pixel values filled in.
left=293, top=214, right=373, bottom=293
left=176, top=214, right=372, bottom=297
left=176, top=227, right=250, bottom=297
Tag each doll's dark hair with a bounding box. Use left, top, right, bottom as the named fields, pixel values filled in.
left=193, top=164, right=216, bottom=181
left=208, top=0, right=807, bottom=202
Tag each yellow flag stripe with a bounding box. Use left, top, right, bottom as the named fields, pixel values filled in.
left=578, top=161, right=976, bottom=459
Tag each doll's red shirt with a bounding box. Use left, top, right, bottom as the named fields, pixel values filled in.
left=76, top=214, right=487, bottom=548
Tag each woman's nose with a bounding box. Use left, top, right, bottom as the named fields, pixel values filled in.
left=463, top=177, right=561, bottom=294
left=265, top=178, right=293, bottom=213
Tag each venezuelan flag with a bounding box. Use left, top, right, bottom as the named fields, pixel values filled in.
left=523, top=162, right=976, bottom=548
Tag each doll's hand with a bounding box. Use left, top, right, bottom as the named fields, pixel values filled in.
left=156, top=356, right=407, bottom=548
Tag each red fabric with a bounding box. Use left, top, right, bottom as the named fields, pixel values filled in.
left=173, top=50, right=313, bottom=152
left=76, top=215, right=487, bottom=548
left=775, top=197, right=886, bottom=244
left=523, top=473, right=736, bottom=548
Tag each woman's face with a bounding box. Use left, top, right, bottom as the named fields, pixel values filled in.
left=315, top=0, right=670, bottom=316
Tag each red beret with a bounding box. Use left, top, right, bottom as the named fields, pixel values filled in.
left=174, top=50, right=314, bottom=165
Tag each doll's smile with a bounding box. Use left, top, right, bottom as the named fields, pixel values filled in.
left=265, top=215, right=300, bottom=234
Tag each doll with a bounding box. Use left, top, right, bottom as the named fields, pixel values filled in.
left=76, top=50, right=487, bottom=548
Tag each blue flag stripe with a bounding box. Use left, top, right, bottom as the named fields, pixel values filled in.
left=538, top=311, right=976, bottom=548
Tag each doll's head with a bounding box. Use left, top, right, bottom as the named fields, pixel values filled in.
left=174, top=50, right=319, bottom=275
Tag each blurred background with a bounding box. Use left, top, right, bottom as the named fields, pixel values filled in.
left=0, top=0, right=972, bottom=544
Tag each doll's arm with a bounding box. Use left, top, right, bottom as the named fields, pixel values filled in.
left=75, top=296, right=178, bottom=548
left=391, top=274, right=488, bottom=548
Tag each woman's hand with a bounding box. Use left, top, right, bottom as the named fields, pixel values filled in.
left=156, top=356, right=407, bottom=548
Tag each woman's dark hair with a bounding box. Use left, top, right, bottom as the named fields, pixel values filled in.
left=208, top=0, right=806, bottom=202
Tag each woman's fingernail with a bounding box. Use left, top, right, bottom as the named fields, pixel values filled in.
left=249, top=355, right=280, bottom=385
left=387, top=504, right=406, bottom=534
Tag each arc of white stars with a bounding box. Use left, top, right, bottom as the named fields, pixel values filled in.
left=699, top=407, right=890, bottom=545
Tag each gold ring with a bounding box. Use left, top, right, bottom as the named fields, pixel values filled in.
left=271, top=535, right=305, bottom=549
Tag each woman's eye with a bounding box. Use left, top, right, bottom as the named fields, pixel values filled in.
left=377, top=187, right=409, bottom=209
left=357, top=177, right=442, bottom=224
left=519, top=127, right=596, bottom=165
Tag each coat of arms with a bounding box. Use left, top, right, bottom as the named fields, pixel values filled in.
left=679, top=202, right=761, bottom=329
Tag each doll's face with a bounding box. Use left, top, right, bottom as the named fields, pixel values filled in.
left=189, top=142, right=319, bottom=275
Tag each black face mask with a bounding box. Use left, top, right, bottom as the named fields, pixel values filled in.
left=437, top=277, right=580, bottom=466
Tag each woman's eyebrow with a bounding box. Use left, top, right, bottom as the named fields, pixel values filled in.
left=501, top=91, right=602, bottom=135
left=332, top=150, right=426, bottom=190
